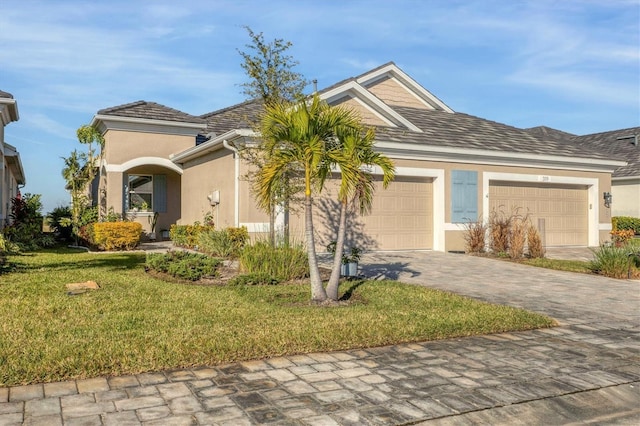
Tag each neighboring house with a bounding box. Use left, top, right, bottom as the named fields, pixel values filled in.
left=575, top=129, right=638, bottom=218
left=91, top=62, right=627, bottom=251
left=526, top=126, right=640, bottom=218
left=0, top=90, right=25, bottom=226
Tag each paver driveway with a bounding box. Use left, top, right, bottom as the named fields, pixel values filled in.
left=1, top=251, right=638, bottom=425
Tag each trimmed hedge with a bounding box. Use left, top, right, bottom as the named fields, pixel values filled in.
left=93, top=222, right=142, bottom=251
left=169, top=224, right=214, bottom=249
left=612, top=216, right=640, bottom=235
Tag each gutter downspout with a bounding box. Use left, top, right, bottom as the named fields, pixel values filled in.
left=223, top=139, right=240, bottom=227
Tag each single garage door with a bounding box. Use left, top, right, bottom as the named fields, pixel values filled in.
left=360, top=176, right=433, bottom=250
left=489, top=181, right=588, bottom=246
left=288, top=176, right=433, bottom=251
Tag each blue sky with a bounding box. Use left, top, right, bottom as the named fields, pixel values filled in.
left=1, top=0, right=639, bottom=214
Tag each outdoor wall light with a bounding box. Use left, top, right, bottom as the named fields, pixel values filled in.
left=603, top=191, right=612, bottom=208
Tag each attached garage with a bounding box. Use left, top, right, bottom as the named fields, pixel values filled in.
left=289, top=175, right=434, bottom=251
left=360, top=176, right=433, bottom=250
left=489, top=181, right=589, bottom=246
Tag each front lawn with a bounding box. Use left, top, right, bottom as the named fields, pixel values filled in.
left=1, top=248, right=555, bottom=386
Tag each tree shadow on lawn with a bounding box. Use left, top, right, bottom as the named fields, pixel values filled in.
left=7, top=250, right=144, bottom=275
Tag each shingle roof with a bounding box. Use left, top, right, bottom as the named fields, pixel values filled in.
left=0, top=90, right=14, bottom=99
left=98, top=100, right=206, bottom=124
left=573, top=127, right=640, bottom=178
left=378, top=107, right=613, bottom=161
left=200, top=99, right=263, bottom=135
left=523, top=126, right=576, bottom=141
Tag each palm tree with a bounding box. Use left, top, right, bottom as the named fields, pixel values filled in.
left=255, top=94, right=360, bottom=302
left=325, top=127, right=395, bottom=301
left=61, top=149, right=90, bottom=245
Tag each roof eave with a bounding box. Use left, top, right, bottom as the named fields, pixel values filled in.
left=0, top=98, right=19, bottom=123
left=91, top=114, right=206, bottom=132
left=612, top=175, right=640, bottom=182
left=4, top=147, right=26, bottom=185
left=170, top=128, right=256, bottom=164
left=375, top=141, right=626, bottom=174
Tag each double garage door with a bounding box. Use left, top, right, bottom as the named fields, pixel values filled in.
left=489, top=181, right=589, bottom=247
left=290, top=176, right=434, bottom=251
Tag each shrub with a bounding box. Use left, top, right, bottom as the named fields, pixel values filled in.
left=589, top=244, right=640, bottom=279
left=462, top=219, right=487, bottom=254
left=610, top=229, right=635, bottom=246
left=93, top=222, right=142, bottom=251
left=146, top=251, right=221, bottom=281
left=488, top=208, right=512, bottom=254
left=46, top=205, right=73, bottom=241
left=170, top=224, right=214, bottom=249
left=508, top=217, right=528, bottom=259
left=239, top=242, right=308, bottom=281
left=527, top=226, right=545, bottom=258
left=229, top=273, right=279, bottom=286
left=3, top=193, right=47, bottom=251
left=612, top=216, right=640, bottom=234
left=198, top=227, right=249, bottom=258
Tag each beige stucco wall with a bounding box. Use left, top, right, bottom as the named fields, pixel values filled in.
left=237, top=160, right=271, bottom=226
left=180, top=149, right=238, bottom=227
left=612, top=179, right=640, bottom=218
left=104, top=130, right=194, bottom=165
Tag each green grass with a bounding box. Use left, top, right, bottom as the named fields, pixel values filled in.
left=1, top=248, right=555, bottom=386
left=521, top=257, right=592, bottom=274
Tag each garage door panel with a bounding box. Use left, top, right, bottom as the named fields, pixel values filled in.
left=361, top=176, right=433, bottom=250
left=489, top=182, right=588, bottom=247
left=288, top=176, right=433, bottom=251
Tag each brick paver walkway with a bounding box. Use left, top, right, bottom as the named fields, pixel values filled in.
left=1, top=251, right=638, bottom=425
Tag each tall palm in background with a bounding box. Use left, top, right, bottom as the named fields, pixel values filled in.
left=61, top=150, right=90, bottom=245
left=255, top=94, right=360, bottom=302
left=325, top=127, right=395, bottom=301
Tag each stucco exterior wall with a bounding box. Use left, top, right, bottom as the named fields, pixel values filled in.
left=180, top=149, right=237, bottom=227
left=611, top=179, right=640, bottom=218
left=104, top=130, right=195, bottom=165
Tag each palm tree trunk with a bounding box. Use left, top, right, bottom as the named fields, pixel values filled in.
left=305, top=194, right=326, bottom=302
left=326, top=199, right=348, bottom=300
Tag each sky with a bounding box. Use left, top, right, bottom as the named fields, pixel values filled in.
left=1, top=0, right=639, bottom=214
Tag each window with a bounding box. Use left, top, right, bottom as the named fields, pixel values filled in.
left=128, top=175, right=153, bottom=210
left=451, top=170, right=478, bottom=223
left=125, top=174, right=167, bottom=213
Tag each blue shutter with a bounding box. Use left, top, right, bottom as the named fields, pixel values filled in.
left=153, top=174, right=167, bottom=213
left=123, top=173, right=129, bottom=212
left=451, top=170, right=478, bottom=223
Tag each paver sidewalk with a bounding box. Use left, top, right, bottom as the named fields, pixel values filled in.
left=1, top=251, right=639, bottom=425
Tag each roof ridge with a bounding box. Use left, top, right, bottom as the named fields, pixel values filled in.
left=578, top=126, right=640, bottom=138
left=97, top=100, right=205, bottom=123
left=200, top=98, right=262, bottom=119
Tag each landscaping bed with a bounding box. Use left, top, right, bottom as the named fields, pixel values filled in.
left=0, top=248, right=555, bottom=386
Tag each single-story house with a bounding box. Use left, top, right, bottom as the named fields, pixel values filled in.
left=91, top=62, right=629, bottom=251
left=0, top=90, right=25, bottom=226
